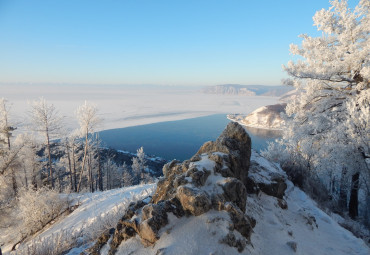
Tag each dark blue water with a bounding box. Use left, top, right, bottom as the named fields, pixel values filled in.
left=99, top=114, right=281, bottom=161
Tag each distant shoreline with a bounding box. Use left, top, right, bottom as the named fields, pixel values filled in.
left=226, top=115, right=283, bottom=131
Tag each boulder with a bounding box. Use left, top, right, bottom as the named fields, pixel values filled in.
left=221, top=178, right=247, bottom=213
left=176, top=186, right=212, bottom=216
left=258, top=177, right=287, bottom=199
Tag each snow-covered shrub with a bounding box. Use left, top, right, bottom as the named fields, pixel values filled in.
left=17, top=187, right=70, bottom=237
left=11, top=228, right=83, bottom=255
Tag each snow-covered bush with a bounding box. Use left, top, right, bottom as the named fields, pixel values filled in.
left=17, top=187, right=70, bottom=237
left=11, top=228, right=83, bottom=255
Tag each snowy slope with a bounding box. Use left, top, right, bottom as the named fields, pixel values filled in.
left=7, top=184, right=155, bottom=255
left=8, top=153, right=370, bottom=255
left=228, top=103, right=286, bottom=130
left=110, top=152, right=370, bottom=255
left=248, top=152, right=369, bottom=255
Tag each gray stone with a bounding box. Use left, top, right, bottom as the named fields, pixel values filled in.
left=176, top=186, right=212, bottom=216
left=197, top=122, right=251, bottom=186
left=219, top=232, right=247, bottom=252
left=221, top=178, right=247, bottom=213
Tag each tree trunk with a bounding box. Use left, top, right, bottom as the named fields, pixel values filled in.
left=349, top=172, right=359, bottom=219
left=97, top=148, right=103, bottom=191
left=66, top=142, right=73, bottom=191
left=77, top=132, right=89, bottom=193
left=339, top=167, right=348, bottom=210
left=11, top=167, right=17, bottom=195
left=72, top=144, right=77, bottom=192
left=46, top=131, right=54, bottom=189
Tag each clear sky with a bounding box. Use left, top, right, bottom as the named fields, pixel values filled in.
left=0, top=0, right=359, bottom=86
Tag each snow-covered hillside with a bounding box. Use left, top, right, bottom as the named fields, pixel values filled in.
left=6, top=123, right=369, bottom=255
left=5, top=185, right=156, bottom=255
left=8, top=152, right=369, bottom=255
left=228, top=103, right=286, bottom=130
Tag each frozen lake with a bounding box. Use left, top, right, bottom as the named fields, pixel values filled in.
left=99, top=114, right=281, bottom=161
left=1, top=84, right=279, bottom=132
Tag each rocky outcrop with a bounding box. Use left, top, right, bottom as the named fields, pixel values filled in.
left=85, top=122, right=289, bottom=255
left=196, top=121, right=251, bottom=186
left=85, top=122, right=254, bottom=254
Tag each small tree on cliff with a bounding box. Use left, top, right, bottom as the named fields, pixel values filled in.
left=271, top=0, right=369, bottom=219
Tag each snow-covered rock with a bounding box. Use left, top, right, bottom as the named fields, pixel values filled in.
left=85, top=122, right=255, bottom=254
left=228, top=103, right=286, bottom=130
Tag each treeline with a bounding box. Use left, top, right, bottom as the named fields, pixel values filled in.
left=0, top=98, right=157, bottom=210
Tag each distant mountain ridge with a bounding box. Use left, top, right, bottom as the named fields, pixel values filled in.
left=202, top=84, right=293, bottom=97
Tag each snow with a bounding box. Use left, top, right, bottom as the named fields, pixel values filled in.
left=228, top=104, right=285, bottom=130
left=248, top=187, right=369, bottom=255
left=249, top=150, right=287, bottom=184
left=247, top=153, right=369, bottom=255
left=7, top=153, right=370, bottom=255
left=0, top=84, right=279, bottom=133
left=5, top=184, right=155, bottom=255
left=114, top=210, right=245, bottom=255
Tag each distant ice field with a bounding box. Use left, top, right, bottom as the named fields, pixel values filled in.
left=1, top=84, right=279, bottom=132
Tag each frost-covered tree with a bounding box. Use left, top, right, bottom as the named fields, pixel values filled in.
left=131, top=157, right=141, bottom=183
left=75, top=101, right=101, bottom=192
left=122, top=162, right=133, bottom=187
left=103, top=158, right=119, bottom=190
left=0, top=98, right=16, bottom=150
left=0, top=98, right=19, bottom=193
left=29, top=98, right=63, bottom=188
left=135, top=146, right=148, bottom=181
left=269, top=0, right=369, bottom=219
left=17, top=187, right=69, bottom=237
left=16, top=134, right=42, bottom=190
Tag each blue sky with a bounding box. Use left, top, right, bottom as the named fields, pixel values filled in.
left=0, top=0, right=358, bottom=86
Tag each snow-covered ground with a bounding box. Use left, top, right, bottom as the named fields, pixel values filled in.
left=248, top=152, right=369, bottom=255
left=4, top=184, right=156, bottom=254
left=7, top=152, right=369, bottom=255
left=1, top=84, right=278, bottom=132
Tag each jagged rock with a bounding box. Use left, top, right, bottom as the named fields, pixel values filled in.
left=176, top=186, right=212, bottom=216
left=86, top=228, right=114, bottom=255
left=152, top=161, right=188, bottom=204
left=219, top=232, right=247, bottom=252
left=258, top=179, right=287, bottom=199
left=196, top=122, right=251, bottom=186
left=224, top=203, right=255, bottom=241
left=88, top=122, right=257, bottom=254
left=185, top=166, right=210, bottom=187
left=108, top=199, right=149, bottom=254
left=138, top=201, right=174, bottom=245
left=221, top=178, right=247, bottom=213
left=248, top=154, right=288, bottom=199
